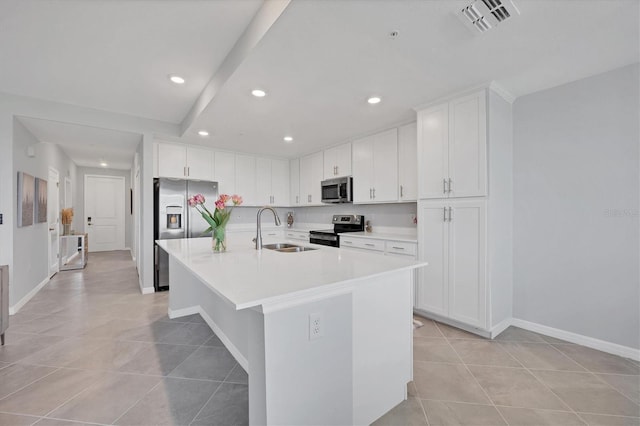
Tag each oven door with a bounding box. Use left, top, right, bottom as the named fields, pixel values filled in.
left=309, top=232, right=339, bottom=247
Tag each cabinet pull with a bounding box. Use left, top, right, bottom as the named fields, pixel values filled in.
left=443, top=179, right=447, bottom=194
left=449, top=207, right=453, bottom=222
left=392, top=246, right=405, bottom=250
left=400, top=185, right=403, bottom=197
left=369, top=188, right=373, bottom=199
left=372, top=188, right=376, bottom=199
left=443, top=207, right=447, bottom=222
left=343, top=241, right=353, bottom=244
left=184, top=166, right=187, bottom=177
left=448, top=178, right=452, bottom=193
left=296, top=195, right=299, bottom=204
left=365, top=243, right=375, bottom=247
left=335, top=166, right=339, bottom=175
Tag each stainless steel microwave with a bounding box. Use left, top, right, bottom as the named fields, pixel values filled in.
left=321, top=176, right=353, bottom=203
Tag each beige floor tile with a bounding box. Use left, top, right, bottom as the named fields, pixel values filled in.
left=33, top=418, right=99, bottom=426
left=553, top=345, right=640, bottom=375
left=412, top=319, right=444, bottom=338
left=413, top=361, right=491, bottom=404
left=578, top=413, right=640, bottom=426
left=435, top=322, right=483, bottom=340
left=0, top=368, right=101, bottom=416
left=408, top=381, right=418, bottom=398
left=423, top=400, right=506, bottom=426
left=372, top=398, right=428, bottom=426
left=468, top=365, right=568, bottom=410
left=497, top=406, right=587, bottom=425
left=500, top=342, right=586, bottom=371
left=0, top=363, right=57, bottom=400
left=413, top=338, right=462, bottom=363
left=0, top=412, right=40, bottom=426
left=596, top=374, right=640, bottom=404
left=18, top=338, right=110, bottom=368
left=450, top=340, right=521, bottom=367
left=495, top=327, right=548, bottom=343
left=533, top=370, right=640, bottom=417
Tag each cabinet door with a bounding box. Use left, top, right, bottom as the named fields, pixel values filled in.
left=271, top=159, right=289, bottom=206
left=416, top=200, right=449, bottom=316
left=398, top=123, right=417, bottom=201
left=335, top=142, right=352, bottom=177
left=372, top=128, right=398, bottom=202
left=299, top=152, right=323, bottom=205
left=352, top=136, right=374, bottom=203
left=214, top=151, right=235, bottom=196
left=255, top=157, right=272, bottom=205
left=417, top=103, right=449, bottom=199
left=235, top=155, right=256, bottom=206
left=448, top=91, right=487, bottom=198
left=290, top=158, right=300, bottom=206
left=323, top=147, right=337, bottom=180
left=448, top=199, right=486, bottom=329
left=157, top=143, right=186, bottom=179
left=186, top=146, right=214, bottom=181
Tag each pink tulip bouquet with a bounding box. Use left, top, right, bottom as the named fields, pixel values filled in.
left=188, top=193, right=243, bottom=252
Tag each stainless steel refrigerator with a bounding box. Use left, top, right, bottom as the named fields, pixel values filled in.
left=154, top=178, right=218, bottom=291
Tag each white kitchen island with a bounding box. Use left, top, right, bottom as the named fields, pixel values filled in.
left=156, top=236, right=426, bottom=426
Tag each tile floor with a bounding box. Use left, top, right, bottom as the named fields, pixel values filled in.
left=0, top=250, right=638, bottom=425
left=374, top=318, right=640, bottom=426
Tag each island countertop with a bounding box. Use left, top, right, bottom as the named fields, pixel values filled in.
left=156, top=237, right=426, bottom=310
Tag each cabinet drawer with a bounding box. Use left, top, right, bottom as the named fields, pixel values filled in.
left=385, top=241, right=417, bottom=257
left=286, top=231, right=309, bottom=242
left=340, top=237, right=385, bottom=252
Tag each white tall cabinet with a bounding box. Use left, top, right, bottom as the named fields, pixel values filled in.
left=415, top=87, right=512, bottom=336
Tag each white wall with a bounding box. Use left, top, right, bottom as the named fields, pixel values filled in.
left=513, top=64, right=640, bottom=349
left=76, top=167, right=132, bottom=249
left=12, top=118, right=77, bottom=307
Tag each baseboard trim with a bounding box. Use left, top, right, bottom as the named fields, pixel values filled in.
left=511, top=318, right=640, bottom=362
left=141, top=286, right=155, bottom=295
left=489, top=317, right=512, bottom=339
left=168, top=305, right=249, bottom=371
left=9, top=276, right=50, bottom=315
left=413, top=308, right=491, bottom=339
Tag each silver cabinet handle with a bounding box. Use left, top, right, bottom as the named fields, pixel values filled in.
left=365, top=243, right=375, bottom=247
left=448, top=178, right=452, bottom=193
left=443, top=207, right=447, bottom=222
left=449, top=207, right=453, bottom=222
left=188, top=167, right=190, bottom=177
left=336, top=166, right=339, bottom=175
left=369, top=188, right=373, bottom=199
left=400, top=185, right=403, bottom=198
left=343, top=241, right=353, bottom=244
left=184, top=166, right=187, bottom=177
left=392, top=246, right=404, bottom=250
left=372, top=188, right=376, bottom=199
left=443, top=179, right=447, bottom=194
left=296, top=195, right=299, bottom=204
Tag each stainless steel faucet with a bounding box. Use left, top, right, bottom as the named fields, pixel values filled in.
left=255, top=207, right=281, bottom=250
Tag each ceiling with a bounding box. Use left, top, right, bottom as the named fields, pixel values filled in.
left=3, top=0, right=639, bottom=162
left=18, top=117, right=142, bottom=170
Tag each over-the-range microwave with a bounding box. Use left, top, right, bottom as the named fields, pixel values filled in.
left=321, top=176, right=353, bottom=204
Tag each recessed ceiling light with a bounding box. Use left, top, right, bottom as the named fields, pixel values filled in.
left=251, top=89, right=266, bottom=97
left=198, top=130, right=209, bottom=137
left=169, top=74, right=185, bottom=85
left=283, top=136, right=293, bottom=143
left=367, top=96, right=382, bottom=104
left=100, top=161, right=108, bottom=167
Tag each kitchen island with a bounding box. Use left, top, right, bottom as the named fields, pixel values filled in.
left=156, top=236, right=426, bottom=425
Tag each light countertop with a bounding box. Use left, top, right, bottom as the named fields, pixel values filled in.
left=156, top=236, right=426, bottom=310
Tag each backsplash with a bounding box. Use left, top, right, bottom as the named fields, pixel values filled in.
left=228, top=203, right=417, bottom=229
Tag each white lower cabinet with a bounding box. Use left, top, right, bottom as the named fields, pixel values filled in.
left=285, top=229, right=310, bottom=242
left=417, top=199, right=486, bottom=329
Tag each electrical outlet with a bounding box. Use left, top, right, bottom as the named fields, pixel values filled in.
left=309, top=312, right=323, bottom=340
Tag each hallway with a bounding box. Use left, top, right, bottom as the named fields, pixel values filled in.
left=0, top=251, right=248, bottom=425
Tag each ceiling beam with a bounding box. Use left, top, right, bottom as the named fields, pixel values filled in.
left=180, top=0, right=291, bottom=136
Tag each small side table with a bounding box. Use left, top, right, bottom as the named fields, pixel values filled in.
left=60, top=234, right=88, bottom=270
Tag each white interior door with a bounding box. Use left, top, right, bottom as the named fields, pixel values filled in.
left=85, top=175, right=125, bottom=252
left=48, top=167, right=60, bottom=276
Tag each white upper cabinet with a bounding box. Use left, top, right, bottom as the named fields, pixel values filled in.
left=256, top=157, right=290, bottom=206
left=299, top=152, right=324, bottom=205
left=290, top=158, right=300, bottom=206
left=157, top=143, right=214, bottom=180
left=398, top=123, right=417, bottom=201
left=352, top=128, right=398, bottom=203
left=186, top=146, right=214, bottom=181
left=417, top=90, right=486, bottom=199
left=235, top=155, right=256, bottom=206
left=323, top=142, right=352, bottom=179
left=214, top=151, right=235, bottom=196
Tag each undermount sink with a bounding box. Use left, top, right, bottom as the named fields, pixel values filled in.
left=263, top=243, right=317, bottom=253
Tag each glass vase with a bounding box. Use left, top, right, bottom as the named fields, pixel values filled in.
left=212, top=226, right=227, bottom=253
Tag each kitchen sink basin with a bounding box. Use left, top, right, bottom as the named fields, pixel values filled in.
left=263, top=243, right=317, bottom=253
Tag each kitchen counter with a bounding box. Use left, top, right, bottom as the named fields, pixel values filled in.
left=157, top=235, right=426, bottom=425
left=156, top=237, right=422, bottom=310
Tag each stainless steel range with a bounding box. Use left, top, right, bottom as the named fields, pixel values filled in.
left=309, top=215, right=364, bottom=247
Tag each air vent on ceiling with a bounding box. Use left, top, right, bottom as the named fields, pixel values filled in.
left=460, top=0, right=520, bottom=33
